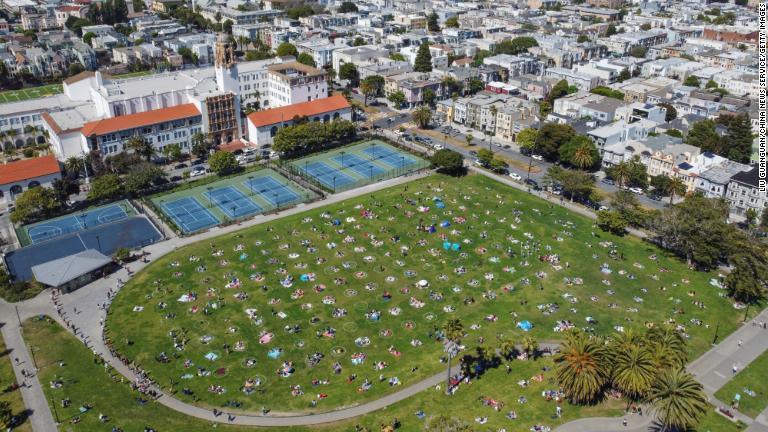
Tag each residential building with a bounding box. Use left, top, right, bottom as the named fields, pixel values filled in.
left=266, top=61, right=328, bottom=108
left=695, top=160, right=751, bottom=199
left=545, top=67, right=601, bottom=92
left=0, top=155, right=61, bottom=205
left=725, top=166, right=767, bottom=219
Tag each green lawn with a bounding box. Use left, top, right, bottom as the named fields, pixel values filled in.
left=693, top=407, right=746, bottom=432
left=106, top=173, right=746, bottom=416
left=23, top=316, right=249, bottom=432
left=0, top=84, right=63, bottom=104
left=0, top=333, right=31, bottom=431
left=27, top=315, right=624, bottom=432
left=715, top=350, right=768, bottom=418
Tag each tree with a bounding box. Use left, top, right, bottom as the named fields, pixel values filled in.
left=465, top=133, right=474, bottom=147
left=577, top=34, right=590, bottom=43
left=387, top=90, right=406, bottom=108
left=285, top=4, right=316, bottom=19
left=338, top=1, right=357, bottom=12
left=126, top=135, right=156, bottom=162
left=359, top=80, right=376, bottom=106
left=720, top=113, right=754, bottom=163
left=412, top=106, right=432, bottom=128
left=745, top=208, right=758, bottom=226
left=605, top=24, right=618, bottom=36
left=296, top=52, right=316, bottom=67
left=537, top=122, right=576, bottom=161
left=445, top=16, right=459, bottom=28
left=494, top=37, right=539, bottom=55
left=611, top=344, right=655, bottom=406
left=686, top=119, right=720, bottom=154
left=414, top=43, right=433, bottom=72
left=338, top=62, right=359, bottom=86
left=658, top=103, right=677, bottom=122
left=353, top=36, right=365, bottom=47
left=432, top=149, right=464, bottom=175
left=617, top=68, right=631, bottom=82
left=162, top=143, right=182, bottom=162
left=662, top=176, right=686, bottom=205
left=427, top=11, right=440, bottom=32
left=548, top=79, right=570, bottom=103
left=559, top=135, right=598, bottom=169
left=467, top=78, right=484, bottom=95
left=590, top=86, right=624, bottom=100
left=521, top=335, right=539, bottom=357
left=726, top=244, right=768, bottom=303
left=191, top=132, right=215, bottom=160
left=82, top=31, right=96, bottom=46
left=630, top=45, right=648, bottom=58
left=640, top=22, right=652, bottom=30
left=422, top=88, right=436, bottom=107
left=555, top=331, right=609, bottom=404
left=516, top=128, right=538, bottom=151
left=275, top=42, right=298, bottom=57
left=477, top=148, right=494, bottom=167
left=648, top=369, right=708, bottom=431
left=9, top=187, right=62, bottom=224
left=683, top=75, right=700, bottom=87
left=64, top=156, right=85, bottom=177
left=124, top=162, right=166, bottom=195
left=52, top=177, right=79, bottom=204
left=208, top=150, right=239, bottom=176
left=88, top=174, right=123, bottom=201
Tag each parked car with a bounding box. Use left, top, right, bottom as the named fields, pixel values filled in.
left=509, top=172, right=522, bottom=181
left=468, top=150, right=478, bottom=157
left=601, top=178, right=615, bottom=185
left=170, top=175, right=182, bottom=182
left=433, top=144, right=444, bottom=151
left=628, top=187, right=644, bottom=194
left=524, top=178, right=539, bottom=189
left=174, top=163, right=188, bottom=169
left=531, top=154, right=544, bottom=161
left=190, top=167, right=206, bottom=177
left=648, top=194, right=662, bottom=201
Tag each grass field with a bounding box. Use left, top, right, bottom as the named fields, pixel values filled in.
left=0, top=84, right=63, bottom=104
left=715, top=350, right=768, bottom=418
left=694, top=408, right=747, bottom=432
left=107, top=172, right=746, bottom=419
left=0, top=333, right=31, bottom=431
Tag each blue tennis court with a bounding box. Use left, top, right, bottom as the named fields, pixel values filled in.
left=204, top=186, right=262, bottom=219
left=304, top=161, right=355, bottom=189
left=160, top=197, right=220, bottom=233
left=244, top=176, right=300, bottom=206
left=331, top=153, right=386, bottom=178
left=361, top=146, right=417, bottom=169
left=25, top=203, right=130, bottom=245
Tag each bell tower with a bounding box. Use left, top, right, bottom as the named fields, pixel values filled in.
left=215, top=33, right=238, bottom=94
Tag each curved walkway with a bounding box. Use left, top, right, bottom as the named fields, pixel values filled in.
left=1, top=170, right=767, bottom=430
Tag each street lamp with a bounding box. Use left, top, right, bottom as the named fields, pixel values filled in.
left=206, top=187, right=214, bottom=208
left=340, top=151, right=346, bottom=168
left=369, top=165, right=373, bottom=179
left=332, top=176, right=337, bottom=192
left=231, top=205, right=237, bottom=218
left=95, top=235, right=101, bottom=252
left=274, top=192, right=279, bottom=210
left=247, top=176, right=254, bottom=195
left=80, top=212, right=87, bottom=229
left=371, top=142, right=376, bottom=159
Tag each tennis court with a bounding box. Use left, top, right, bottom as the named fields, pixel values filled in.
left=204, top=186, right=263, bottom=218
left=361, top=145, right=417, bottom=169
left=303, top=161, right=356, bottom=190
left=331, top=153, right=386, bottom=178
left=151, top=168, right=314, bottom=234
left=288, top=140, right=429, bottom=193
left=19, top=201, right=134, bottom=246
left=243, top=176, right=300, bottom=207
left=159, top=197, right=220, bottom=233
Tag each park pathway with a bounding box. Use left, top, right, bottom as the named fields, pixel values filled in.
left=1, top=168, right=767, bottom=430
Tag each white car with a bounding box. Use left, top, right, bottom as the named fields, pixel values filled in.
left=190, top=167, right=206, bottom=177
left=433, top=144, right=444, bottom=151
left=628, top=187, right=644, bottom=194
left=508, top=172, right=522, bottom=181
left=531, top=154, right=544, bottom=161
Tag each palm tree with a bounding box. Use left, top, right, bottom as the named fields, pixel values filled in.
left=664, top=175, right=687, bottom=206
left=554, top=332, right=609, bottom=404
left=572, top=143, right=595, bottom=170
left=611, top=344, right=656, bottom=408
left=127, top=135, right=156, bottom=162
left=648, top=368, right=708, bottom=431
left=412, top=106, right=432, bottom=129
left=521, top=335, right=539, bottom=357
left=443, top=319, right=464, bottom=393
left=498, top=337, right=516, bottom=360
left=611, top=161, right=631, bottom=188
left=646, top=326, right=687, bottom=370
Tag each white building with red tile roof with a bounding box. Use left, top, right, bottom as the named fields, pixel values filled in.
left=0, top=155, right=61, bottom=204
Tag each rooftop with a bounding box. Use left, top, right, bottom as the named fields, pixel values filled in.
left=80, top=103, right=201, bottom=137
left=0, top=155, right=60, bottom=185
left=31, top=249, right=111, bottom=287
left=247, top=95, right=350, bottom=128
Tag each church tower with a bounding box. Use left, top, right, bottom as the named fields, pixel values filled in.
left=215, top=32, right=239, bottom=94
